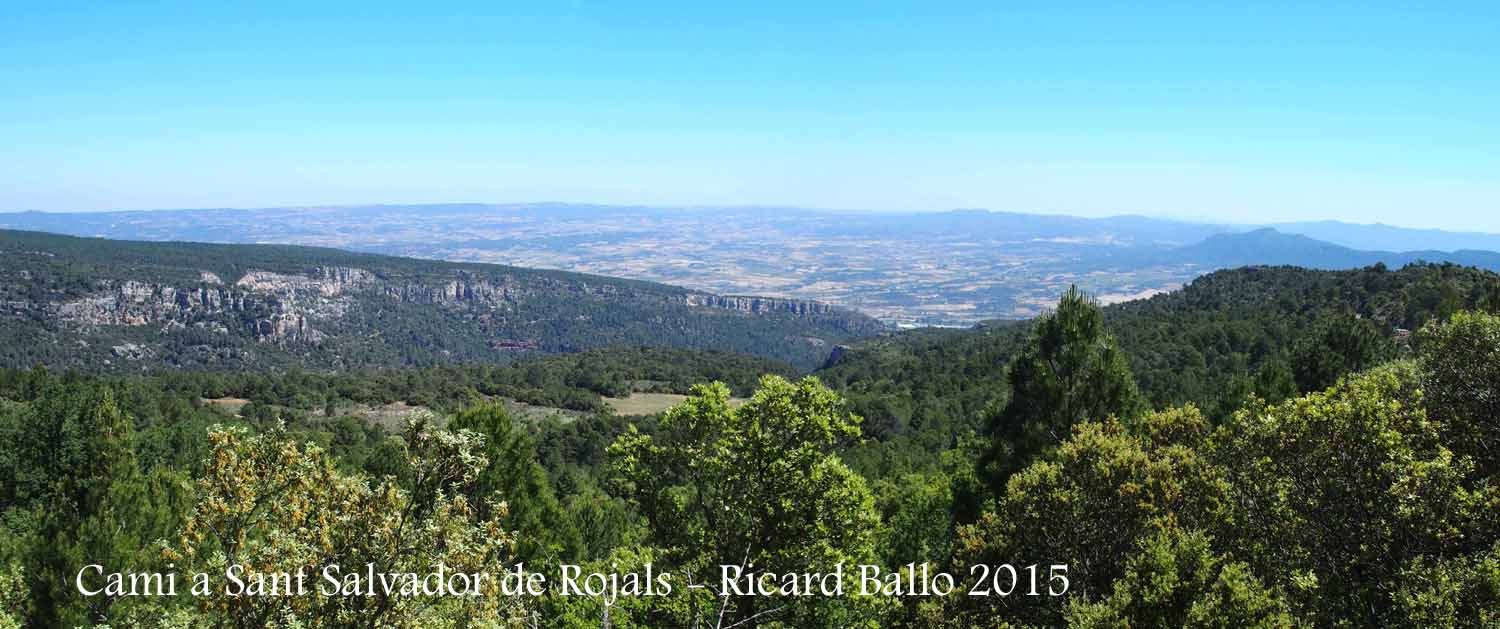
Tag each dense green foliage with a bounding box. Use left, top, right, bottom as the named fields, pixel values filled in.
left=608, top=377, right=882, bottom=626
left=981, top=286, right=1142, bottom=488
left=953, top=353, right=1500, bottom=627
left=824, top=263, right=1500, bottom=480
left=2, top=261, right=1499, bottom=626
left=1417, top=310, right=1500, bottom=478
left=1110, top=263, right=1499, bottom=410
left=449, top=404, right=585, bottom=563
left=0, top=346, right=792, bottom=419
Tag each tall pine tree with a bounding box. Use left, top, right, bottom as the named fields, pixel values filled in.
left=983, top=286, right=1141, bottom=492
left=448, top=404, right=584, bottom=563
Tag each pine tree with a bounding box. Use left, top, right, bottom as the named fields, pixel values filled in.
left=448, top=403, right=585, bottom=563
left=28, top=387, right=152, bottom=625
left=983, top=286, right=1141, bottom=490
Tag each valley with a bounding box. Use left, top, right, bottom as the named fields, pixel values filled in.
left=7, top=204, right=1497, bottom=326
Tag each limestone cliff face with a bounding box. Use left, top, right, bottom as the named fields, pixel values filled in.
left=55, top=266, right=375, bottom=343
left=682, top=294, right=884, bottom=335
left=374, top=275, right=521, bottom=306
left=683, top=294, right=841, bottom=316
left=235, top=266, right=374, bottom=295
left=45, top=265, right=882, bottom=345
left=51, top=266, right=572, bottom=343
left=58, top=281, right=250, bottom=327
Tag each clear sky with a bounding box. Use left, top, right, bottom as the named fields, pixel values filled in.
left=1, top=2, right=1497, bottom=231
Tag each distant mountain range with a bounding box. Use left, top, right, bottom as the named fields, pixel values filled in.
left=1155, top=228, right=1500, bottom=271
left=2, top=204, right=1496, bottom=325
left=4, top=204, right=1496, bottom=251
left=1270, top=220, right=1500, bottom=253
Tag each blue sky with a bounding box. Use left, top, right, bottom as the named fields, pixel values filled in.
left=1, top=2, right=1497, bottom=231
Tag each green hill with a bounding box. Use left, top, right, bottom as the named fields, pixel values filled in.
left=819, top=263, right=1500, bottom=457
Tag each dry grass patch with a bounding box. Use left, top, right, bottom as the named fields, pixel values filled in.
left=200, top=397, right=250, bottom=414
left=605, top=392, right=746, bottom=416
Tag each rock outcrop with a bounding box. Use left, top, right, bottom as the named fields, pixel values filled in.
left=57, top=267, right=374, bottom=343
left=683, top=294, right=885, bottom=335
left=48, top=266, right=883, bottom=346
left=235, top=266, right=373, bottom=295
left=58, top=280, right=247, bottom=327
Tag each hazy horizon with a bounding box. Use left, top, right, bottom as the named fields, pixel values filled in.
left=3, top=3, right=1497, bottom=230
left=6, top=201, right=1500, bottom=237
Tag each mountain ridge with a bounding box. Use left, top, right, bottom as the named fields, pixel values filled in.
left=1159, top=227, right=1500, bottom=271
left=0, top=229, right=884, bottom=372
left=7, top=204, right=1498, bottom=249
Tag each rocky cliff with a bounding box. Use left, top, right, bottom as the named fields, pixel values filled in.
left=682, top=294, right=884, bottom=335
left=51, top=268, right=370, bottom=344
left=0, top=229, right=885, bottom=371
left=45, top=266, right=878, bottom=344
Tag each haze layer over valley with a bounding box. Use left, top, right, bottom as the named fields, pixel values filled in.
left=6, top=204, right=1499, bottom=327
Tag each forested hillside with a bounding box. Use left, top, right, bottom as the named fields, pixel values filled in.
left=2, top=261, right=1498, bottom=627
left=0, top=229, right=883, bottom=372
left=824, top=263, right=1500, bottom=474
